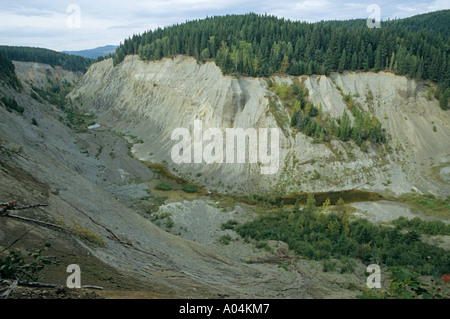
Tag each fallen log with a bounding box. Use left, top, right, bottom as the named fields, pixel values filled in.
left=13, top=204, right=48, bottom=211
left=1, top=200, right=47, bottom=216
left=1, top=279, right=103, bottom=290
left=1, top=200, right=17, bottom=216
left=6, top=214, right=67, bottom=232
left=0, top=280, right=18, bottom=299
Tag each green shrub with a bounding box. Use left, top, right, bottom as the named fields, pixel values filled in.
left=359, top=266, right=446, bottom=299
left=155, top=183, right=172, bottom=191
left=312, top=171, right=320, bottom=180
left=221, top=220, right=239, bottom=230
left=182, top=184, right=198, bottom=193
left=219, top=234, right=232, bottom=245
left=339, top=258, right=356, bottom=274
left=255, top=241, right=273, bottom=253
left=165, top=217, right=174, bottom=228
left=0, top=243, right=59, bottom=281
left=322, top=259, right=337, bottom=272
left=392, top=216, right=450, bottom=236
left=235, top=201, right=450, bottom=275
left=1, top=96, right=24, bottom=113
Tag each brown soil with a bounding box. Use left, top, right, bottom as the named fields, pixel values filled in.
left=1, top=284, right=179, bottom=299
left=5, top=285, right=103, bottom=299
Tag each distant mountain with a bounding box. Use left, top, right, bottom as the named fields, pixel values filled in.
left=63, top=45, right=118, bottom=59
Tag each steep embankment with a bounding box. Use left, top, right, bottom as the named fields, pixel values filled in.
left=2, top=61, right=339, bottom=298
left=70, top=55, right=450, bottom=198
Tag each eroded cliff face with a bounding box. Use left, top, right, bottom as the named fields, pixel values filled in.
left=69, top=55, right=450, bottom=197
left=2, top=56, right=449, bottom=299
left=2, top=61, right=325, bottom=298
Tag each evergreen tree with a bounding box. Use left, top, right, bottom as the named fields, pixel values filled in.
left=338, top=49, right=347, bottom=73
left=102, top=11, right=449, bottom=103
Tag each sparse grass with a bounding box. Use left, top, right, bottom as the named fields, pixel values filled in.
left=278, top=260, right=291, bottom=271
left=65, top=108, right=96, bottom=133
left=54, top=215, right=106, bottom=247
left=70, top=223, right=106, bottom=247
left=0, top=145, right=23, bottom=157
left=155, top=183, right=172, bottom=191
left=322, top=259, right=337, bottom=272
left=255, top=241, right=273, bottom=253
left=182, top=184, right=198, bottom=193
left=221, top=219, right=239, bottom=230
left=149, top=211, right=174, bottom=230
left=95, top=146, right=103, bottom=159
left=219, top=234, right=232, bottom=245
left=312, top=170, right=320, bottom=180
left=396, top=193, right=450, bottom=217
left=214, top=197, right=236, bottom=211
left=1, top=96, right=24, bottom=113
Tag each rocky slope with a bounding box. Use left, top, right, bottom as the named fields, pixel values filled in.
left=1, top=60, right=363, bottom=298
left=69, top=55, right=450, bottom=198
left=1, top=57, right=449, bottom=299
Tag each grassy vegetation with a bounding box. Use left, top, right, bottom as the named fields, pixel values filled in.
left=63, top=107, right=96, bottom=133
left=182, top=184, right=199, bottom=193
left=0, top=243, right=59, bottom=282
left=149, top=211, right=174, bottom=229
left=70, top=223, right=106, bottom=247
left=269, top=79, right=387, bottom=151
left=155, top=183, right=172, bottom=191
left=359, top=266, right=447, bottom=299
left=31, top=78, right=96, bottom=133
left=54, top=215, right=106, bottom=247
left=221, top=219, right=239, bottom=230
left=32, top=78, right=73, bottom=109
left=392, top=216, right=450, bottom=236
left=396, top=193, right=450, bottom=217
left=219, top=234, right=233, bottom=245
left=0, top=52, right=22, bottom=90
left=1, top=96, right=24, bottom=113
left=0, top=145, right=23, bottom=158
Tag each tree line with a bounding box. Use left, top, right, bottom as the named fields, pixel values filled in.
left=112, top=11, right=450, bottom=109
left=0, top=46, right=94, bottom=73
left=0, top=52, right=22, bottom=89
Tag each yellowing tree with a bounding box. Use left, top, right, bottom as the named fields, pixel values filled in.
left=280, top=54, right=290, bottom=74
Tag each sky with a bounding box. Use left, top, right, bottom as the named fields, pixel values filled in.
left=0, top=0, right=449, bottom=52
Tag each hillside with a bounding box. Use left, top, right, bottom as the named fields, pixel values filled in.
left=1, top=12, right=449, bottom=300
left=70, top=55, right=450, bottom=198
left=63, top=45, right=118, bottom=60
left=0, top=46, right=95, bottom=73
left=1, top=55, right=449, bottom=300
left=112, top=11, right=450, bottom=110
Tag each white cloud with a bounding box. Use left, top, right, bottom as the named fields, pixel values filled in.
left=0, top=0, right=447, bottom=51
left=427, top=0, right=450, bottom=11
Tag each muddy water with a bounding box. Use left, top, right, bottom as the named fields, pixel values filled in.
left=277, top=190, right=385, bottom=206
left=147, top=162, right=385, bottom=207
left=146, top=163, right=185, bottom=184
